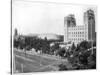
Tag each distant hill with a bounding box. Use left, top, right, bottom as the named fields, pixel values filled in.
left=27, top=33, right=64, bottom=41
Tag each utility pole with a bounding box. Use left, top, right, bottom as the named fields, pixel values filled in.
left=40, top=54, right=42, bottom=66
left=21, top=63, right=23, bottom=73
left=13, top=53, right=16, bottom=73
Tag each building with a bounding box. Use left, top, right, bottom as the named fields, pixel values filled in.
left=64, top=9, right=96, bottom=44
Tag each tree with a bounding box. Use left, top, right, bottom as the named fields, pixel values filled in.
left=14, top=28, right=18, bottom=36
left=42, top=41, right=50, bottom=54
left=13, top=39, right=19, bottom=48
left=67, top=40, right=96, bottom=70
left=44, top=37, right=47, bottom=41
left=79, top=53, right=88, bottom=65
left=87, top=49, right=96, bottom=69
left=79, top=40, right=91, bottom=50
left=71, top=42, right=76, bottom=50
left=52, top=43, right=60, bottom=50
left=57, top=48, right=66, bottom=57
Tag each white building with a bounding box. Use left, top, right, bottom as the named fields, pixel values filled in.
left=64, top=9, right=96, bottom=44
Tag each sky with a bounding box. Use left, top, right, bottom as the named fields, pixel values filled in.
left=12, top=0, right=97, bottom=35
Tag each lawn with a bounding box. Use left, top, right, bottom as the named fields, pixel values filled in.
left=14, top=49, right=69, bottom=73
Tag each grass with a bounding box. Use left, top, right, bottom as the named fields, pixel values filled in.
left=14, top=49, right=69, bottom=73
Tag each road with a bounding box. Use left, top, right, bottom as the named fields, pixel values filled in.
left=13, top=49, right=69, bottom=73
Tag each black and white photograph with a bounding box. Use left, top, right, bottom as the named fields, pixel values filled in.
left=12, top=0, right=97, bottom=74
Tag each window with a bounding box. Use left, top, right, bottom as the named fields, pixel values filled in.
left=76, top=32, right=77, bottom=34
left=82, top=35, right=84, bottom=37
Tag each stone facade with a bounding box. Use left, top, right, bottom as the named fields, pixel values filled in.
left=64, top=9, right=96, bottom=44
